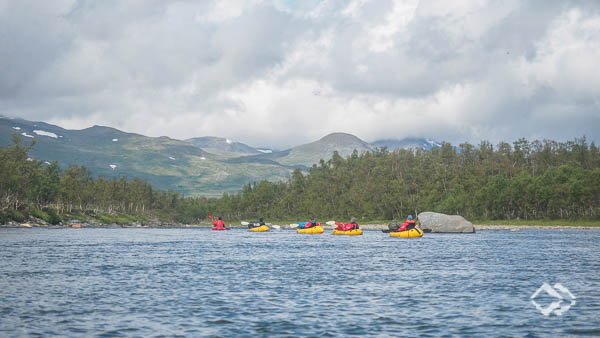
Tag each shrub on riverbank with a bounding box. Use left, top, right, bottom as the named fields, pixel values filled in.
left=31, top=208, right=62, bottom=225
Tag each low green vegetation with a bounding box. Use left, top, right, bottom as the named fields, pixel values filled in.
left=30, top=208, right=62, bottom=224
left=94, top=213, right=146, bottom=225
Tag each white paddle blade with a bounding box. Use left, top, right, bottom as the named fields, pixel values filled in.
left=241, top=221, right=249, bottom=226
left=289, top=223, right=299, bottom=228
left=266, top=223, right=271, bottom=226
left=326, top=221, right=336, bottom=225
left=272, top=225, right=281, bottom=230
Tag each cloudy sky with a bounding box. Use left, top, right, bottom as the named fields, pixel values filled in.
left=1, top=0, right=599, bottom=149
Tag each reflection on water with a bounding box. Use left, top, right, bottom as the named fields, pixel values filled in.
left=0, top=228, right=599, bottom=336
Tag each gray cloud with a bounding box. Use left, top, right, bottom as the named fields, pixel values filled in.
left=1, top=0, right=599, bottom=149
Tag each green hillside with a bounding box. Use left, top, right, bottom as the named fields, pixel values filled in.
left=238, top=132, right=374, bottom=167
left=185, top=136, right=260, bottom=159
left=279, top=133, right=373, bottom=166
left=0, top=117, right=291, bottom=197
left=0, top=119, right=385, bottom=196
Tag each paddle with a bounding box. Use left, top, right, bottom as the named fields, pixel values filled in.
left=292, top=221, right=311, bottom=229
left=288, top=221, right=335, bottom=229
left=242, top=221, right=271, bottom=226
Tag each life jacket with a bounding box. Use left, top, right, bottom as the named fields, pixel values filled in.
left=335, top=222, right=359, bottom=231
left=306, top=220, right=319, bottom=228
left=398, top=219, right=415, bottom=232
left=212, top=220, right=226, bottom=229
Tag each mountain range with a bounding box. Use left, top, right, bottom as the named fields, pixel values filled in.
left=0, top=116, right=441, bottom=196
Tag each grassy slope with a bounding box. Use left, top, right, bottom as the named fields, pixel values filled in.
left=275, top=133, right=374, bottom=167
left=0, top=118, right=292, bottom=196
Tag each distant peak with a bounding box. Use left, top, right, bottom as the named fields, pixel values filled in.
left=320, top=132, right=362, bottom=143
left=85, top=125, right=114, bottom=131
left=187, top=136, right=224, bottom=142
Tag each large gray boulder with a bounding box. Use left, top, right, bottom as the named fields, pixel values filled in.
left=417, top=212, right=475, bottom=233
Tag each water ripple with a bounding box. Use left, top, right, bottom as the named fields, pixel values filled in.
left=1, top=228, right=599, bottom=336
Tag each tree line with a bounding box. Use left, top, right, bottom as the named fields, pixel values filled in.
left=1, top=134, right=599, bottom=224
left=0, top=134, right=200, bottom=224
left=203, top=137, right=600, bottom=222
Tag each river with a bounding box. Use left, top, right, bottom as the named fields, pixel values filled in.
left=1, top=228, right=599, bottom=336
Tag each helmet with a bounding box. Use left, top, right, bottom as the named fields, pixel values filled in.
left=407, top=215, right=413, bottom=220
left=351, top=217, right=357, bottom=223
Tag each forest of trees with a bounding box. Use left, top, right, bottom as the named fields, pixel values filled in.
left=0, top=134, right=203, bottom=224
left=204, top=137, right=600, bottom=222
left=1, top=134, right=599, bottom=225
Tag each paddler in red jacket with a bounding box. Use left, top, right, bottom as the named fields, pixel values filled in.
left=397, top=215, right=416, bottom=232
left=335, top=217, right=360, bottom=231
left=305, top=217, right=319, bottom=228
left=212, top=216, right=227, bottom=230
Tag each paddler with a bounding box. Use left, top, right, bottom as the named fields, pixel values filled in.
left=305, top=217, right=318, bottom=228
left=335, top=217, right=360, bottom=231
left=397, top=215, right=416, bottom=232
left=212, top=216, right=227, bottom=230
left=248, top=218, right=266, bottom=228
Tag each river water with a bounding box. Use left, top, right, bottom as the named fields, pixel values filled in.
left=0, top=227, right=599, bottom=336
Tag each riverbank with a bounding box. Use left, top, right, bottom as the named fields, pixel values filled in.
left=3, top=222, right=598, bottom=231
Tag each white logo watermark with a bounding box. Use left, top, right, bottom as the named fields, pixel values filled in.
left=531, top=283, right=576, bottom=316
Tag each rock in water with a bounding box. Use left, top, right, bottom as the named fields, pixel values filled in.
left=417, top=212, right=475, bottom=233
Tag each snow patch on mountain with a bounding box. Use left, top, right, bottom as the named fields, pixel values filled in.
left=109, top=164, right=117, bottom=169
left=426, top=139, right=442, bottom=147
left=21, top=132, right=34, bottom=138
left=33, top=130, right=58, bottom=138
left=112, top=138, right=118, bottom=142
left=200, top=157, right=206, bottom=160
left=257, top=149, right=272, bottom=154
left=226, top=138, right=233, bottom=144
left=169, top=156, right=176, bottom=160
left=12, top=127, right=21, bottom=130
